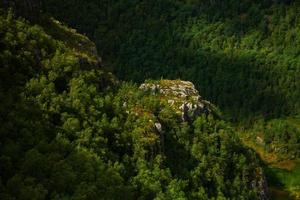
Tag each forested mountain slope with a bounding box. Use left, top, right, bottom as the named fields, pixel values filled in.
left=44, top=0, right=300, bottom=120
left=0, top=10, right=269, bottom=199
left=1, top=0, right=300, bottom=199
left=41, top=3, right=300, bottom=196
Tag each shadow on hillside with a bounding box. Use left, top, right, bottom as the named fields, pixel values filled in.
left=42, top=0, right=299, bottom=121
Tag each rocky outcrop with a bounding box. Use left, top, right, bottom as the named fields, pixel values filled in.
left=140, top=80, right=217, bottom=122
left=140, top=80, right=269, bottom=199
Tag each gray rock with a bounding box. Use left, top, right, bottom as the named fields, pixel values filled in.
left=155, top=123, right=162, bottom=133
left=140, top=80, right=214, bottom=122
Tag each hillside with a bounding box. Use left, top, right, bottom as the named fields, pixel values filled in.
left=42, top=1, right=300, bottom=198
left=0, top=9, right=271, bottom=200
left=1, top=1, right=300, bottom=199
left=44, top=0, right=300, bottom=120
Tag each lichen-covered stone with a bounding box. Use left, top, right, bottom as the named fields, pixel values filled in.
left=140, top=80, right=217, bottom=122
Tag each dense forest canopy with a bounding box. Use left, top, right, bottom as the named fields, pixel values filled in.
left=0, top=9, right=269, bottom=199
left=43, top=0, right=300, bottom=120
left=1, top=0, right=300, bottom=199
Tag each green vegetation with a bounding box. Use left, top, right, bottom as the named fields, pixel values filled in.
left=245, top=118, right=300, bottom=160
left=240, top=116, right=300, bottom=199
left=44, top=0, right=300, bottom=120
left=0, top=10, right=267, bottom=199
left=266, top=163, right=300, bottom=199
left=1, top=0, right=300, bottom=199
left=43, top=3, right=300, bottom=198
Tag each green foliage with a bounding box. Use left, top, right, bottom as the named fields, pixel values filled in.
left=0, top=10, right=129, bottom=199
left=266, top=163, right=300, bottom=199
left=43, top=0, right=300, bottom=120
left=116, top=82, right=264, bottom=199
left=250, top=119, right=300, bottom=159
left=0, top=11, right=266, bottom=199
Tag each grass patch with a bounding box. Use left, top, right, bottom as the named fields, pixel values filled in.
left=265, top=163, right=300, bottom=199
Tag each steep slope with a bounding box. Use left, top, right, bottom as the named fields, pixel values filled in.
left=42, top=2, right=300, bottom=198
left=43, top=0, right=300, bottom=120
left=0, top=10, right=124, bottom=199
left=0, top=10, right=269, bottom=199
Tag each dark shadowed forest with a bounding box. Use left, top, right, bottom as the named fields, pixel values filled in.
left=0, top=0, right=299, bottom=199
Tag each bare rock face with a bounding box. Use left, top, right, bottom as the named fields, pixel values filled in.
left=140, top=80, right=216, bottom=122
